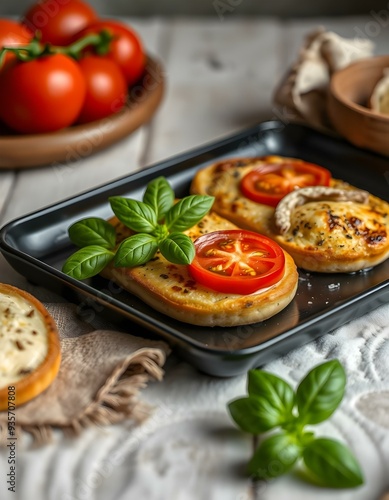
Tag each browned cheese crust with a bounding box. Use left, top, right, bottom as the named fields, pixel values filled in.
left=190, top=156, right=389, bottom=273
left=271, top=192, right=389, bottom=273
left=102, top=212, right=298, bottom=327
left=0, top=283, right=61, bottom=410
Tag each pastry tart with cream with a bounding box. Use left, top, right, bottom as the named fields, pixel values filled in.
left=0, top=284, right=61, bottom=410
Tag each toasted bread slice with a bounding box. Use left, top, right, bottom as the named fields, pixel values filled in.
left=103, top=212, right=298, bottom=327
left=0, top=284, right=61, bottom=410
left=191, top=156, right=389, bottom=273
left=190, top=156, right=276, bottom=234
left=190, top=155, right=346, bottom=234
left=270, top=189, right=389, bottom=273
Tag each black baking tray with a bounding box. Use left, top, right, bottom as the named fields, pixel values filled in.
left=1, top=121, right=389, bottom=377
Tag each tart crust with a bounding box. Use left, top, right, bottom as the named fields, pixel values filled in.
left=0, top=284, right=61, bottom=410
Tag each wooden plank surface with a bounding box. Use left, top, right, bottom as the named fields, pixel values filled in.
left=144, top=18, right=281, bottom=164
left=0, top=172, right=14, bottom=221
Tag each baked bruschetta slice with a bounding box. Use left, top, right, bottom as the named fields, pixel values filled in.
left=191, top=156, right=389, bottom=273
left=270, top=186, right=389, bottom=273
left=102, top=211, right=298, bottom=327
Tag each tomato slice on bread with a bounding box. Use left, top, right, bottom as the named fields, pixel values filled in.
left=240, top=159, right=331, bottom=207
left=188, top=230, right=285, bottom=295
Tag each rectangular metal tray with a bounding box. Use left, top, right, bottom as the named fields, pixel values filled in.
left=1, top=121, right=389, bottom=376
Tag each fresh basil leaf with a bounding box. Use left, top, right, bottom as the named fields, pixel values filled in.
left=143, top=176, right=175, bottom=220
left=151, top=223, right=169, bottom=243
left=114, top=234, right=158, bottom=268
left=228, top=396, right=290, bottom=434
left=165, top=195, right=214, bottom=232
left=109, top=197, right=157, bottom=233
left=62, top=246, right=114, bottom=280
left=159, top=232, right=195, bottom=265
left=68, top=217, right=116, bottom=249
left=248, top=433, right=301, bottom=479
left=228, top=397, right=265, bottom=434
left=296, top=359, right=346, bottom=425
left=247, top=370, right=295, bottom=425
left=303, top=438, right=364, bottom=488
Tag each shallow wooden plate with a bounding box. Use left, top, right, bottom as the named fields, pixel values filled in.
left=0, top=56, right=165, bottom=169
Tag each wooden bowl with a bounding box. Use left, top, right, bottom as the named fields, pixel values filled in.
left=0, top=56, right=165, bottom=169
left=328, top=55, right=389, bottom=156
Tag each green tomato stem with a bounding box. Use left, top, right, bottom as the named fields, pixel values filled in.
left=0, top=30, right=114, bottom=69
left=51, top=30, right=114, bottom=59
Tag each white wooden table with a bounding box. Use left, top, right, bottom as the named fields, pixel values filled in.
left=1, top=16, right=389, bottom=500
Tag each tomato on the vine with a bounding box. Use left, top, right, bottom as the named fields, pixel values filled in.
left=0, top=54, right=86, bottom=134
left=188, top=230, right=285, bottom=295
left=240, top=159, right=332, bottom=207
left=75, top=19, right=145, bottom=85
left=22, top=0, right=97, bottom=46
left=76, top=55, right=128, bottom=124
left=0, top=19, right=32, bottom=66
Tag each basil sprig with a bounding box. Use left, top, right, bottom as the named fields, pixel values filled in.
left=228, top=359, right=364, bottom=488
left=62, top=176, right=214, bottom=280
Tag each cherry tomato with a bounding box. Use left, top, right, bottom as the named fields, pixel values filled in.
left=0, top=54, right=86, bottom=134
left=75, top=19, right=145, bottom=85
left=22, top=0, right=97, bottom=46
left=188, top=230, right=285, bottom=295
left=240, top=159, right=332, bottom=207
left=0, top=19, right=32, bottom=67
left=76, top=56, right=128, bottom=124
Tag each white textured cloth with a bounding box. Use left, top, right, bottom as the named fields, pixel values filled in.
left=1, top=300, right=388, bottom=500
left=125, top=303, right=389, bottom=500
left=273, top=28, right=374, bottom=131
left=0, top=301, right=170, bottom=445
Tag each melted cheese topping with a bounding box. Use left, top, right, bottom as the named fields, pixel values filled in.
left=282, top=200, right=387, bottom=257
left=198, top=162, right=275, bottom=234
left=0, top=293, right=48, bottom=387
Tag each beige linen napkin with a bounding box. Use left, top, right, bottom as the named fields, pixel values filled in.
left=0, top=301, right=170, bottom=445
left=273, top=27, right=374, bottom=131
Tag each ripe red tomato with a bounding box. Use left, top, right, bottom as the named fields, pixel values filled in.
left=22, top=0, right=97, bottom=46
left=0, top=19, right=32, bottom=66
left=0, top=54, right=86, bottom=134
left=188, top=230, right=285, bottom=295
left=240, top=159, right=332, bottom=207
left=75, top=19, right=145, bottom=85
left=76, top=56, right=128, bottom=124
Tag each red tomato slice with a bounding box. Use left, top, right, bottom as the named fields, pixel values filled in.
left=240, top=159, right=332, bottom=207
left=188, top=230, right=285, bottom=295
